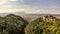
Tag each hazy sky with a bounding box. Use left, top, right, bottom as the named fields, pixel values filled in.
left=0, top=0, right=60, bottom=14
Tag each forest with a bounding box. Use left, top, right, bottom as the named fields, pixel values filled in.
left=0, top=14, right=60, bottom=34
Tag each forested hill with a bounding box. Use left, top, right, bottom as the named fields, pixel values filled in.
left=25, top=15, right=60, bottom=34
left=0, top=14, right=28, bottom=34
left=0, top=14, right=60, bottom=34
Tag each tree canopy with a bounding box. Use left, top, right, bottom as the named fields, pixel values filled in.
left=0, top=14, right=28, bottom=34
left=25, top=16, right=60, bottom=34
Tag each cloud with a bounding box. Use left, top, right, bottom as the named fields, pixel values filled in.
left=0, top=0, right=8, bottom=5
left=0, top=0, right=60, bottom=8
left=0, top=0, right=60, bottom=14
left=0, top=7, right=60, bottom=14
left=0, top=0, right=11, bottom=8
left=10, top=0, right=17, bottom=1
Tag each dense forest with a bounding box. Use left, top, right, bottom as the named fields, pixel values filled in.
left=0, top=14, right=60, bottom=34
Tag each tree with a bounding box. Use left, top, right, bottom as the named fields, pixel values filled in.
left=25, top=18, right=45, bottom=34
left=0, top=16, right=9, bottom=34
left=5, top=14, right=28, bottom=34
left=0, top=14, right=28, bottom=34
left=25, top=16, right=60, bottom=34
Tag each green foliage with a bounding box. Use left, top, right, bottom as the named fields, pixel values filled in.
left=0, top=15, right=28, bottom=34
left=25, top=16, right=60, bottom=34
left=0, top=14, right=60, bottom=34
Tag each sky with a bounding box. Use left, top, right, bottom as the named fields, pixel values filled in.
left=0, top=0, right=60, bottom=14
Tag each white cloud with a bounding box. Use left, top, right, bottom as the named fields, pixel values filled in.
left=10, top=0, right=24, bottom=2
left=0, top=0, right=8, bottom=5
left=20, top=0, right=24, bottom=2
left=0, top=0, right=60, bottom=14
left=0, top=7, right=60, bottom=14
left=10, top=0, right=17, bottom=1
left=0, top=0, right=12, bottom=8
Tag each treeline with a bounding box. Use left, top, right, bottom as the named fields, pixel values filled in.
left=0, top=14, right=60, bottom=34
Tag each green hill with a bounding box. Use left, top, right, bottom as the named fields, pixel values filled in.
left=0, top=14, right=28, bottom=34
left=25, top=15, right=60, bottom=34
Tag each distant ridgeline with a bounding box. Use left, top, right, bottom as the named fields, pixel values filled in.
left=0, top=14, right=60, bottom=34
left=6, top=14, right=17, bottom=16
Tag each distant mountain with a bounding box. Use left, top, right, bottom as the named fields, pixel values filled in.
left=0, top=12, right=60, bottom=22
left=0, top=13, right=9, bottom=17
left=6, top=14, right=16, bottom=17
left=13, top=12, right=60, bottom=16
left=0, top=12, right=60, bottom=17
